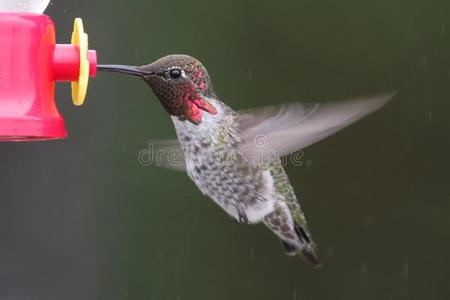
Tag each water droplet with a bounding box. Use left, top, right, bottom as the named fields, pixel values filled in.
left=249, top=249, right=255, bottom=261
left=402, top=262, right=409, bottom=278
left=247, top=68, right=253, bottom=81
left=422, top=56, right=428, bottom=68
left=364, top=215, right=374, bottom=229
left=361, top=262, right=368, bottom=275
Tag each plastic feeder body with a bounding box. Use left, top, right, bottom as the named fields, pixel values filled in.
left=0, top=13, right=97, bottom=141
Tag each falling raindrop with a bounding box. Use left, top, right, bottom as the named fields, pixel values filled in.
left=364, top=215, right=374, bottom=230
left=422, top=56, right=428, bottom=68
left=249, top=249, right=255, bottom=261
left=402, top=262, right=409, bottom=278
left=361, top=262, right=368, bottom=275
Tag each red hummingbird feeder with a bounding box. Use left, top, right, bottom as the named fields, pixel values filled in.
left=0, top=0, right=98, bottom=141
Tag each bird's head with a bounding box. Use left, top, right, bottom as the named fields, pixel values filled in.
left=98, top=54, right=217, bottom=125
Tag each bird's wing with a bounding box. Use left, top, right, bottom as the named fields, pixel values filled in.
left=237, top=93, right=394, bottom=162
left=142, top=139, right=186, bottom=171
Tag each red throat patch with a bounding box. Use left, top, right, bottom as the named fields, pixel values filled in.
left=185, top=98, right=217, bottom=125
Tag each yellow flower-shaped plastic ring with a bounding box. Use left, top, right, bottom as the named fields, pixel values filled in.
left=70, top=18, right=89, bottom=106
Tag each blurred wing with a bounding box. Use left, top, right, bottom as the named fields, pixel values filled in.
left=237, top=93, right=394, bottom=161
left=0, top=0, right=51, bottom=13
left=142, top=139, right=186, bottom=171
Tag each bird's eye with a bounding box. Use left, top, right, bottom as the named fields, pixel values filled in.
left=169, top=69, right=182, bottom=79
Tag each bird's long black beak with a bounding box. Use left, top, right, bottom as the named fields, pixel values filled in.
left=97, top=64, right=154, bottom=77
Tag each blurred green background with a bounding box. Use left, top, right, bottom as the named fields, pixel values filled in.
left=0, top=0, right=449, bottom=299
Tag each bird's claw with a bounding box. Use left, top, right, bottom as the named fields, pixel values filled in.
left=236, top=211, right=249, bottom=224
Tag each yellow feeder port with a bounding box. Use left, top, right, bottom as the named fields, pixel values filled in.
left=70, top=18, right=90, bottom=106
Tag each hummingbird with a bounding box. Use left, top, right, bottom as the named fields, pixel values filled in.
left=98, top=55, right=393, bottom=267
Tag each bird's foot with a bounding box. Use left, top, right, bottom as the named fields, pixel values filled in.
left=236, top=210, right=249, bottom=224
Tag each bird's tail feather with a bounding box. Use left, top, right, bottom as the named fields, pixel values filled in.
left=263, top=206, right=321, bottom=267
left=279, top=222, right=321, bottom=267
left=281, top=239, right=321, bottom=267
